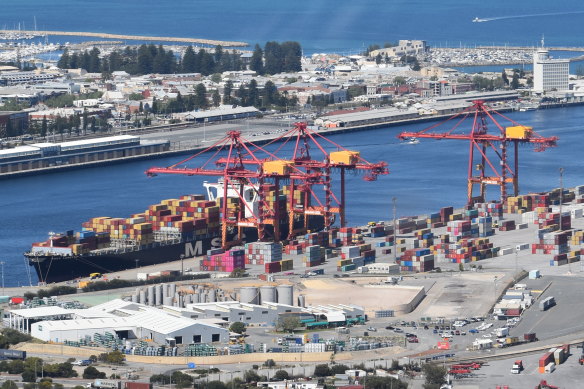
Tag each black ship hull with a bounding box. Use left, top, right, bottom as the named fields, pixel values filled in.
left=27, top=236, right=221, bottom=284
left=27, top=216, right=326, bottom=284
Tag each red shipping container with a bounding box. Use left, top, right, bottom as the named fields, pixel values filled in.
left=10, top=297, right=25, bottom=304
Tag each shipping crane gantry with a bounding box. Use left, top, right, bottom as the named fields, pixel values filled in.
left=398, top=100, right=558, bottom=205
left=145, top=123, right=388, bottom=248
left=242, top=122, right=389, bottom=238
left=146, top=130, right=322, bottom=248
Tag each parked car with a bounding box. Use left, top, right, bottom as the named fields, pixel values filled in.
left=469, top=329, right=479, bottom=334
left=385, top=326, right=394, bottom=330
left=394, top=328, right=403, bottom=333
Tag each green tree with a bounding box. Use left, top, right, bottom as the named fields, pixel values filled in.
left=174, top=372, right=194, bottom=388
left=243, top=370, right=261, bottom=383
left=229, top=268, right=246, bottom=278
left=57, top=49, right=70, bottom=69
left=194, top=84, right=208, bottom=109
left=313, top=364, right=332, bottom=377
left=422, top=364, right=446, bottom=389
left=21, top=370, right=37, bottom=383
left=223, top=80, right=234, bottom=104
left=263, top=80, right=278, bottom=107
left=207, top=382, right=227, bottom=389
left=211, top=73, right=222, bottom=83
left=128, top=93, right=143, bottom=101
left=1, top=381, right=18, bottom=389
left=273, top=370, right=289, bottom=381
left=363, top=376, right=407, bottom=389
left=510, top=72, right=520, bottom=89
left=263, top=359, right=276, bottom=368
left=264, top=41, right=283, bottom=74
left=375, top=53, right=382, bottom=64
left=330, top=364, right=349, bottom=374
left=211, top=89, right=221, bottom=107
left=89, top=47, right=101, bottom=73
left=7, top=360, right=25, bottom=374
left=502, top=70, right=509, bottom=85
left=393, top=76, right=407, bottom=86
left=229, top=321, right=246, bottom=334
left=137, top=45, right=153, bottom=74
left=82, top=366, right=106, bottom=379
left=214, top=45, right=224, bottom=70
left=247, top=79, right=260, bottom=107
left=250, top=44, right=264, bottom=74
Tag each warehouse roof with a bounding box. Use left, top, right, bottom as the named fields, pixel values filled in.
left=130, top=309, right=225, bottom=333
left=59, top=135, right=138, bottom=148
left=35, top=317, right=133, bottom=332
left=9, top=306, right=72, bottom=319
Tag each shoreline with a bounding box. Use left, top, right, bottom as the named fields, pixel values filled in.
left=1, top=101, right=576, bottom=180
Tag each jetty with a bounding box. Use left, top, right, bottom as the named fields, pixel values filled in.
left=0, top=29, right=248, bottom=47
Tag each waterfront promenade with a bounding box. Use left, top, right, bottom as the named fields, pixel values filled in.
left=0, top=29, right=248, bottom=47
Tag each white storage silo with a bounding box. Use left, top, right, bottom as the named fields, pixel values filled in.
left=297, top=295, right=306, bottom=307
left=260, top=286, right=277, bottom=304
left=147, top=286, right=155, bottom=306
left=138, top=290, right=146, bottom=304
left=239, top=287, right=259, bottom=304
left=207, top=288, right=217, bottom=302
left=276, top=285, right=294, bottom=306
left=155, top=285, right=163, bottom=305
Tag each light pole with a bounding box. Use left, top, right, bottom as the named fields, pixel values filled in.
left=135, top=259, right=139, bottom=269
left=514, top=247, right=519, bottom=282
left=560, top=168, right=570, bottom=273
left=392, top=197, right=397, bottom=261
left=0, top=261, right=4, bottom=296
left=180, top=254, right=185, bottom=276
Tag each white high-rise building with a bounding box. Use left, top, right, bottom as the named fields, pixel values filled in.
left=533, top=39, right=569, bottom=93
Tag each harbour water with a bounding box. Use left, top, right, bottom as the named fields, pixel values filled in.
left=2, top=108, right=583, bottom=286
left=2, top=1, right=584, bottom=53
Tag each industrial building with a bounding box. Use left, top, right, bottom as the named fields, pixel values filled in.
left=0, top=135, right=170, bottom=174
left=167, top=301, right=304, bottom=326
left=179, top=105, right=259, bottom=123
left=8, top=299, right=229, bottom=345
left=163, top=300, right=365, bottom=328
left=533, top=42, right=570, bottom=93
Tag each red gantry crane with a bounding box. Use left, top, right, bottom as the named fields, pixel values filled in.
left=397, top=100, right=558, bottom=205
left=244, top=122, right=389, bottom=238
left=145, top=130, right=321, bottom=248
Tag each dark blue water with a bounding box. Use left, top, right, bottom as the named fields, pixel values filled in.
left=2, top=108, right=583, bottom=286
left=3, top=1, right=584, bottom=53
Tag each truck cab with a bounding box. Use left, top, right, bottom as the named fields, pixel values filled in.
left=510, top=360, right=523, bottom=374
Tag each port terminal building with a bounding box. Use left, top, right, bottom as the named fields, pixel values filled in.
left=0, top=135, right=170, bottom=174
left=6, top=299, right=229, bottom=345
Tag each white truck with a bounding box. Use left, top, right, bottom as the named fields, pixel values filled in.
left=495, top=327, right=509, bottom=338
left=87, top=380, right=121, bottom=389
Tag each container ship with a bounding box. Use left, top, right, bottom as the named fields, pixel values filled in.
left=26, top=180, right=324, bottom=284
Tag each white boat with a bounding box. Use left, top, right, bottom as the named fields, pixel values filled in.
left=473, top=17, right=485, bottom=23
left=406, top=137, right=419, bottom=145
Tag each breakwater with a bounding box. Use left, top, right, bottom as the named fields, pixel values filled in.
left=0, top=29, right=248, bottom=47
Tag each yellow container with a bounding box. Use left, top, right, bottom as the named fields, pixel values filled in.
left=506, top=125, right=532, bottom=139
left=330, top=150, right=360, bottom=165
left=263, top=160, right=293, bottom=175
